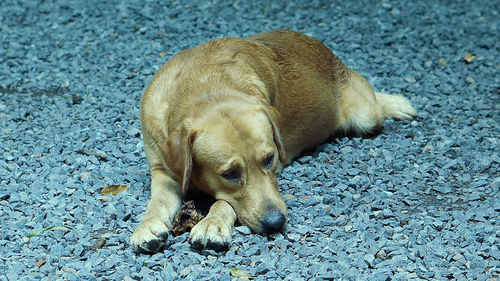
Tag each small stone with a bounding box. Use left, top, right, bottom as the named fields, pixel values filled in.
left=235, top=226, right=252, bottom=235
left=62, top=266, right=78, bottom=274
left=321, top=205, right=332, bottom=212
left=344, top=224, right=353, bottom=232
left=382, top=208, right=395, bottom=218
left=432, top=185, right=452, bottom=194
left=179, top=267, right=190, bottom=277
left=255, top=262, right=270, bottom=275
left=468, top=192, right=481, bottom=201
left=376, top=249, right=387, bottom=260
left=491, top=177, right=500, bottom=189
left=97, top=195, right=112, bottom=202
left=80, top=172, right=91, bottom=180
left=423, top=145, right=434, bottom=152
left=370, top=210, right=382, bottom=219
left=452, top=253, right=464, bottom=261
left=466, top=77, right=475, bottom=83
left=432, top=221, right=444, bottom=231
left=364, top=254, right=375, bottom=267
left=3, top=152, right=14, bottom=161
left=404, top=76, right=416, bottom=83
left=287, top=233, right=301, bottom=242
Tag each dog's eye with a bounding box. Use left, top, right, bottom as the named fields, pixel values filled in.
left=264, top=154, right=274, bottom=168
left=221, top=168, right=240, bottom=182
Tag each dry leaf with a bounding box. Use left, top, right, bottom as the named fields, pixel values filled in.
left=36, top=260, right=46, bottom=268
left=439, top=58, right=446, bottom=66
left=229, top=268, right=255, bottom=279
left=171, top=200, right=205, bottom=236
left=159, top=52, right=168, bottom=57
left=464, top=52, right=475, bottom=63
left=100, top=185, right=128, bottom=196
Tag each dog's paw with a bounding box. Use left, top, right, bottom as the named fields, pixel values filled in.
left=188, top=216, right=233, bottom=250
left=130, top=218, right=170, bottom=254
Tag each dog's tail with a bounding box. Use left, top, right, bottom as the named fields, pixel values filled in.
left=335, top=71, right=417, bottom=137
left=375, top=92, right=418, bottom=121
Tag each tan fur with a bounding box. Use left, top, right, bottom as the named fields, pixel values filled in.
left=130, top=29, right=417, bottom=253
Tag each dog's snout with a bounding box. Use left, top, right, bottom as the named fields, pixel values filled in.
left=261, top=207, right=286, bottom=234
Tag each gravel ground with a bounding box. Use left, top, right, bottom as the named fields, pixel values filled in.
left=1, top=0, right=499, bottom=280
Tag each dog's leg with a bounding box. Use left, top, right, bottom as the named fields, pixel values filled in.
left=130, top=166, right=182, bottom=254
left=188, top=200, right=237, bottom=250
left=336, top=70, right=417, bottom=135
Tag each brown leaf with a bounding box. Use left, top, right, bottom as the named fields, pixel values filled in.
left=171, top=201, right=205, bottom=236
left=159, top=52, right=168, bottom=57
left=100, top=185, right=129, bottom=196
left=36, top=260, right=46, bottom=268
left=464, top=52, right=476, bottom=63
left=229, top=268, right=255, bottom=279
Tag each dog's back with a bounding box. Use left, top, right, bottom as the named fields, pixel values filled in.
left=248, top=29, right=351, bottom=157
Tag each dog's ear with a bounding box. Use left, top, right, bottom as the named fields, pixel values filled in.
left=263, top=106, right=287, bottom=164
left=162, top=120, right=197, bottom=195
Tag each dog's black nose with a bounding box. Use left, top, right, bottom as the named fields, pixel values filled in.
left=261, top=207, right=286, bottom=234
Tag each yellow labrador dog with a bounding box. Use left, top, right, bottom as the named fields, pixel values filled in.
left=131, top=29, right=417, bottom=253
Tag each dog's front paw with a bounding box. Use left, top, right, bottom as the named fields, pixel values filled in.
left=188, top=216, right=233, bottom=250
left=130, top=218, right=170, bottom=254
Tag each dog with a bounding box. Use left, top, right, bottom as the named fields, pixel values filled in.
left=130, top=29, right=417, bottom=253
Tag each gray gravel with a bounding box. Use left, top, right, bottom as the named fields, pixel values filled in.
left=1, top=0, right=499, bottom=280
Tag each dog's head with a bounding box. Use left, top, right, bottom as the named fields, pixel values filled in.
left=162, top=94, right=288, bottom=234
